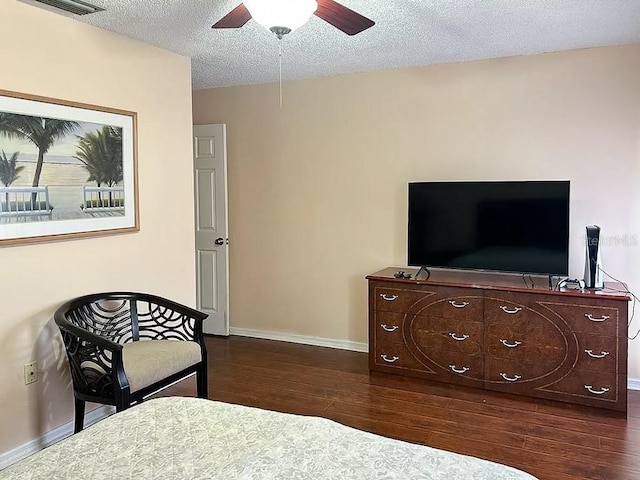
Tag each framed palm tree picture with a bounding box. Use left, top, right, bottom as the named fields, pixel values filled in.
left=0, top=90, right=138, bottom=246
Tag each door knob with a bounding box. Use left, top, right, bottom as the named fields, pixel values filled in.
left=214, top=237, right=225, bottom=246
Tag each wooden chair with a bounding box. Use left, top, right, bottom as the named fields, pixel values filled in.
left=54, top=292, right=208, bottom=433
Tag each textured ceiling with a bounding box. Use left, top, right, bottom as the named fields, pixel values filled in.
left=23, top=0, right=640, bottom=90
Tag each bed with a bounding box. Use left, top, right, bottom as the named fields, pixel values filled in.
left=1, top=397, right=537, bottom=479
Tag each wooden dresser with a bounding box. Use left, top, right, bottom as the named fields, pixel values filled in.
left=367, top=267, right=630, bottom=412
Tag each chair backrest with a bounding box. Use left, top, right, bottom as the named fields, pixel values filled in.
left=63, top=296, right=137, bottom=344
left=56, top=292, right=203, bottom=345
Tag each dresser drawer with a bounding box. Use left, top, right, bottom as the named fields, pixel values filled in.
left=539, top=370, right=622, bottom=405
left=484, top=314, right=567, bottom=363
left=416, top=348, right=484, bottom=382
left=372, top=285, right=433, bottom=313
left=373, top=343, right=423, bottom=370
left=413, top=294, right=483, bottom=320
left=485, top=357, right=565, bottom=385
left=485, top=339, right=566, bottom=364
left=409, top=318, right=483, bottom=355
left=484, top=297, right=550, bottom=324
left=542, top=302, right=620, bottom=336
left=575, top=334, right=619, bottom=373
left=372, top=311, right=406, bottom=343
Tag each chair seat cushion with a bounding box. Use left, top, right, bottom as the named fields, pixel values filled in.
left=122, top=340, right=202, bottom=393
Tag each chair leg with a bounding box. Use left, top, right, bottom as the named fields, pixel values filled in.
left=74, top=397, right=86, bottom=434
left=196, top=363, right=208, bottom=399
left=115, top=400, right=130, bottom=413
left=114, top=384, right=131, bottom=413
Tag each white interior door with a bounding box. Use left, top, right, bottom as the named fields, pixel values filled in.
left=194, top=124, right=229, bottom=335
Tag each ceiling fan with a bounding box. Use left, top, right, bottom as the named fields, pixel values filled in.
left=212, top=0, right=375, bottom=39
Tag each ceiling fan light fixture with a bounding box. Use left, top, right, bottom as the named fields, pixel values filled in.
left=244, top=0, right=317, bottom=36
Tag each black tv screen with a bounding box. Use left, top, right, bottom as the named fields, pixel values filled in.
left=408, top=181, right=570, bottom=275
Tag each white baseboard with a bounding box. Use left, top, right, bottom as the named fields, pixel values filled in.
left=229, top=327, right=369, bottom=353
left=0, top=405, right=114, bottom=470
left=229, top=328, right=640, bottom=391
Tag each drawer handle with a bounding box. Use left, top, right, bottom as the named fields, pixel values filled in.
left=381, top=324, right=399, bottom=332
left=448, top=300, right=469, bottom=308
left=584, top=349, right=610, bottom=359
left=500, top=339, right=522, bottom=348
left=500, top=373, right=522, bottom=382
left=448, top=332, right=469, bottom=341
left=380, top=354, right=399, bottom=363
left=585, top=385, right=610, bottom=395
left=449, top=365, right=469, bottom=374
left=584, top=313, right=610, bottom=322
left=499, top=306, right=522, bottom=314
left=380, top=294, right=398, bottom=301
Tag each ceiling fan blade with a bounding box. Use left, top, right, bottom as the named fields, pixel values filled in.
left=212, top=3, right=252, bottom=29
left=314, top=0, right=375, bottom=36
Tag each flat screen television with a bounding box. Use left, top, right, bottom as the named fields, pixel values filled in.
left=407, top=181, right=570, bottom=275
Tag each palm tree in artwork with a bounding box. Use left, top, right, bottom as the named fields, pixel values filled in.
left=75, top=126, right=124, bottom=207
left=0, top=150, right=25, bottom=211
left=0, top=113, right=79, bottom=204
left=0, top=150, right=24, bottom=187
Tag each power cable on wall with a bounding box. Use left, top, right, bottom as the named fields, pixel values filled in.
left=599, top=267, right=639, bottom=340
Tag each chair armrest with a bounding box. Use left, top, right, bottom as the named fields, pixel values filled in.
left=57, top=321, right=123, bottom=352
left=131, top=293, right=208, bottom=342
left=141, top=293, right=208, bottom=322
left=55, top=307, right=125, bottom=398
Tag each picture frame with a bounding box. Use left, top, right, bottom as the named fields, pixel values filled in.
left=0, top=89, right=138, bottom=246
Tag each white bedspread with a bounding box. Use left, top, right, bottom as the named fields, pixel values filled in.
left=1, top=397, right=537, bottom=479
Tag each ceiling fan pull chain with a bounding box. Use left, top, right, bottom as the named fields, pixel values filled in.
left=279, top=41, right=283, bottom=109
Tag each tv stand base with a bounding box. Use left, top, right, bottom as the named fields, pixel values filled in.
left=414, top=265, right=430, bottom=280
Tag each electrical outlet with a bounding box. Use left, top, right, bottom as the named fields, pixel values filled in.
left=24, top=361, right=38, bottom=385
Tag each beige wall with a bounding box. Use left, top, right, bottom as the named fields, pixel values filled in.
left=193, top=44, right=640, bottom=378
left=0, top=2, right=195, bottom=454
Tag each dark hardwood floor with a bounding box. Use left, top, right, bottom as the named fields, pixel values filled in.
left=160, top=335, right=640, bottom=480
